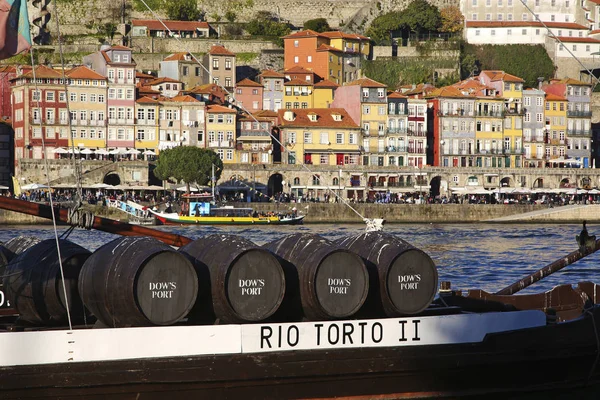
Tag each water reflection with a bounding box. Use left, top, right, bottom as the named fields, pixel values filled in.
left=1, top=223, right=597, bottom=295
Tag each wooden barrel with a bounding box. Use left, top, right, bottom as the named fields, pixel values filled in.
left=179, top=234, right=285, bottom=323
left=3, top=239, right=91, bottom=325
left=79, top=236, right=198, bottom=328
left=335, top=232, right=438, bottom=316
left=264, top=233, right=369, bottom=321
left=0, top=236, right=41, bottom=283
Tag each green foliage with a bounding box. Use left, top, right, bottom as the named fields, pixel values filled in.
left=439, top=6, right=464, bottom=33
left=236, top=52, right=258, bottom=62
left=245, top=11, right=291, bottom=46
left=165, top=0, right=203, bottom=21
left=367, top=0, right=441, bottom=44
left=303, top=18, right=331, bottom=33
left=133, top=0, right=165, bottom=12
left=225, top=11, right=237, bottom=23
left=363, top=57, right=459, bottom=88
left=155, top=147, right=223, bottom=192
left=463, top=44, right=555, bottom=87
left=97, top=23, right=117, bottom=43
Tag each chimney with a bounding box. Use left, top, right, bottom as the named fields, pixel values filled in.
left=537, top=77, right=544, bottom=90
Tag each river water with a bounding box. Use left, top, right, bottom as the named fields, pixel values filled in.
left=1, top=223, right=598, bottom=295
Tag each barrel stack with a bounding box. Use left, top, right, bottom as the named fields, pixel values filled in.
left=3, top=239, right=91, bottom=325
left=0, top=236, right=41, bottom=284
left=335, top=232, right=438, bottom=317
left=179, top=234, right=286, bottom=323
left=79, top=236, right=198, bottom=328
left=264, top=233, right=369, bottom=321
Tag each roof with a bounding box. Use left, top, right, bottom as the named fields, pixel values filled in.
left=67, top=65, right=106, bottom=80
left=189, top=83, right=224, bottom=94
left=207, top=105, right=237, bottom=113
left=545, top=93, right=567, bottom=101
left=137, top=86, right=161, bottom=95
left=401, top=83, right=436, bottom=96
left=284, top=78, right=314, bottom=86
left=260, top=69, right=285, bottom=78
left=314, top=79, right=340, bottom=88
left=101, top=50, right=136, bottom=66
left=109, top=45, right=132, bottom=51
left=163, top=94, right=202, bottom=103
left=319, top=31, right=369, bottom=40
left=209, top=45, right=235, bottom=56
left=285, top=66, right=314, bottom=74
left=556, top=77, right=592, bottom=86
left=277, top=108, right=359, bottom=129
left=466, top=21, right=589, bottom=29
left=282, top=29, right=324, bottom=39
left=163, top=52, right=194, bottom=61
left=131, top=19, right=211, bottom=31
left=147, top=77, right=182, bottom=86
left=236, top=78, right=263, bottom=87
left=554, top=36, right=600, bottom=43
left=136, top=96, right=160, bottom=104
left=136, top=71, right=155, bottom=79
left=239, top=110, right=278, bottom=121
left=480, top=70, right=525, bottom=83
left=387, top=91, right=408, bottom=99
left=346, top=77, right=387, bottom=88
left=426, top=86, right=472, bottom=99
left=19, top=65, right=62, bottom=79
left=316, top=44, right=344, bottom=53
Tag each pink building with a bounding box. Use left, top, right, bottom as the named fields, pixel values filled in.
left=234, top=78, right=263, bottom=112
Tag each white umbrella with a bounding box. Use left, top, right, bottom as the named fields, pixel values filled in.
left=80, top=148, right=95, bottom=154
left=143, top=150, right=156, bottom=155
left=95, top=148, right=110, bottom=155
left=67, top=148, right=80, bottom=154
left=53, top=148, right=68, bottom=154
left=21, top=183, right=49, bottom=190
left=176, top=186, right=200, bottom=192
left=90, top=183, right=111, bottom=189
left=0, top=185, right=8, bottom=190
left=109, top=148, right=127, bottom=155
left=127, top=148, right=141, bottom=155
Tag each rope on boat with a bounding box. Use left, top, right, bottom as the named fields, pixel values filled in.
left=67, top=205, right=95, bottom=230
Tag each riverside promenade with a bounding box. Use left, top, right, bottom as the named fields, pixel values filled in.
left=1, top=203, right=598, bottom=224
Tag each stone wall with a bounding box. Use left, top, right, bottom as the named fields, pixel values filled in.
left=128, top=37, right=279, bottom=55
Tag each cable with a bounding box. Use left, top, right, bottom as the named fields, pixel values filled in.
left=136, top=0, right=368, bottom=222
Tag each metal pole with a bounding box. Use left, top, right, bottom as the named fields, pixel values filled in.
left=211, top=163, right=215, bottom=198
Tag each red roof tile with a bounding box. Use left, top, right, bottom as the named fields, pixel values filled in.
left=346, top=77, right=387, bottom=88
left=284, top=78, right=314, bottom=86
left=209, top=45, right=235, bottom=56
left=545, top=93, right=567, bottom=101
left=314, top=79, right=340, bottom=88
left=553, top=36, right=600, bottom=43
left=260, top=69, right=285, bottom=78
left=136, top=96, right=160, bottom=104
left=282, top=29, right=325, bottom=39
left=466, top=21, right=588, bottom=29
left=20, top=65, right=62, bottom=79
left=164, top=95, right=202, bottom=103
left=207, top=104, right=237, bottom=113
left=67, top=66, right=106, bottom=80
left=236, top=78, right=263, bottom=87
left=480, top=70, right=525, bottom=83
left=277, top=108, right=359, bottom=128
left=319, top=31, right=370, bottom=40
left=147, top=77, right=182, bottom=85
left=284, top=66, right=314, bottom=74
left=163, top=52, right=195, bottom=61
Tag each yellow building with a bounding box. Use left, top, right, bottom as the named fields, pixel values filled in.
left=474, top=96, right=505, bottom=168
left=206, top=104, right=237, bottom=163
left=283, top=78, right=314, bottom=109
left=66, top=66, right=108, bottom=151
left=135, top=96, right=160, bottom=154
left=544, top=93, right=568, bottom=162
left=313, top=79, right=339, bottom=108
left=278, top=108, right=361, bottom=167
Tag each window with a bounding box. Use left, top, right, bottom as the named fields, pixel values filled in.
left=307, top=56, right=312, bottom=62
left=497, top=14, right=503, bottom=21
left=225, top=58, right=232, bottom=70
left=294, top=40, right=299, bottom=47
left=294, top=56, right=299, bottom=63
left=522, top=29, right=527, bottom=35
left=336, top=133, right=344, bottom=144
left=212, top=59, right=219, bottom=69
left=362, top=89, right=369, bottom=98
left=80, top=93, right=87, bottom=102
left=363, top=105, right=370, bottom=114
left=320, top=132, right=328, bottom=144
left=182, top=66, right=188, bottom=76
left=507, top=13, right=512, bottom=21
left=377, top=89, right=385, bottom=98
left=507, top=29, right=512, bottom=35
left=523, top=13, right=528, bottom=20
left=476, top=30, right=480, bottom=36
left=45, top=91, right=55, bottom=102
left=491, top=30, right=496, bottom=36
left=32, top=90, right=41, bottom=101
left=304, top=132, right=312, bottom=143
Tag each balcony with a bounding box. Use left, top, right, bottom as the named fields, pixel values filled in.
left=407, top=147, right=425, bottom=154
left=504, top=108, right=524, bottom=116
left=437, top=110, right=474, bottom=117
left=407, top=129, right=426, bottom=137
left=567, top=110, right=592, bottom=117
left=475, top=110, right=503, bottom=117
left=109, top=118, right=116, bottom=124
left=46, top=119, right=55, bottom=124
left=59, top=119, right=68, bottom=125
left=567, top=129, right=591, bottom=137
left=208, top=140, right=234, bottom=148
left=386, top=127, right=407, bottom=134
left=350, top=179, right=362, bottom=187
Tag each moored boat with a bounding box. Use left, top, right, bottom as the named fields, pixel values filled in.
left=148, top=193, right=305, bottom=225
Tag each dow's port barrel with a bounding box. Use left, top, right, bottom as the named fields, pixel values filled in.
left=335, top=232, right=438, bottom=316
left=179, top=234, right=285, bottom=323
left=3, top=239, right=91, bottom=325
left=0, top=236, right=41, bottom=284
left=264, top=233, right=369, bottom=321
left=79, top=236, right=198, bottom=328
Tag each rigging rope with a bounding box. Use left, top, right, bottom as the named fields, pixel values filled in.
left=136, top=0, right=368, bottom=223
left=28, top=48, right=74, bottom=331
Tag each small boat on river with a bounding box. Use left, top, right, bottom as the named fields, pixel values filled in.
left=148, top=193, right=305, bottom=225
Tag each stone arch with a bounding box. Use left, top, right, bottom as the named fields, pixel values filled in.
left=581, top=176, right=592, bottom=189
left=293, top=177, right=300, bottom=185
left=267, top=173, right=283, bottom=196
left=430, top=176, right=443, bottom=197
left=333, top=177, right=339, bottom=186
left=559, top=178, right=571, bottom=188
left=532, top=177, right=544, bottom=189
left=500, top=176, right=512, bottom=187
left=103, top=172, right=121, bottom=186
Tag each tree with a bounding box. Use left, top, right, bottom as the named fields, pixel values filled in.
left=366, top=11, right=403, bottom=44
left=245, top=11, right=291, bottom=45
left=399, top=0, right=441, bottom=34
left=303, top=18, right=331, bottom=33
left=154, top=147, right=223, bottom=193
left=97, top=23, right=117, bottom=44
left=440, top=6, right=464, bottom=33
left=165, top=0, right=203, bottom=21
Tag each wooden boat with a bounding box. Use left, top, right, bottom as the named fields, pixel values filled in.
left=148, top=193, right=305, bottom=225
